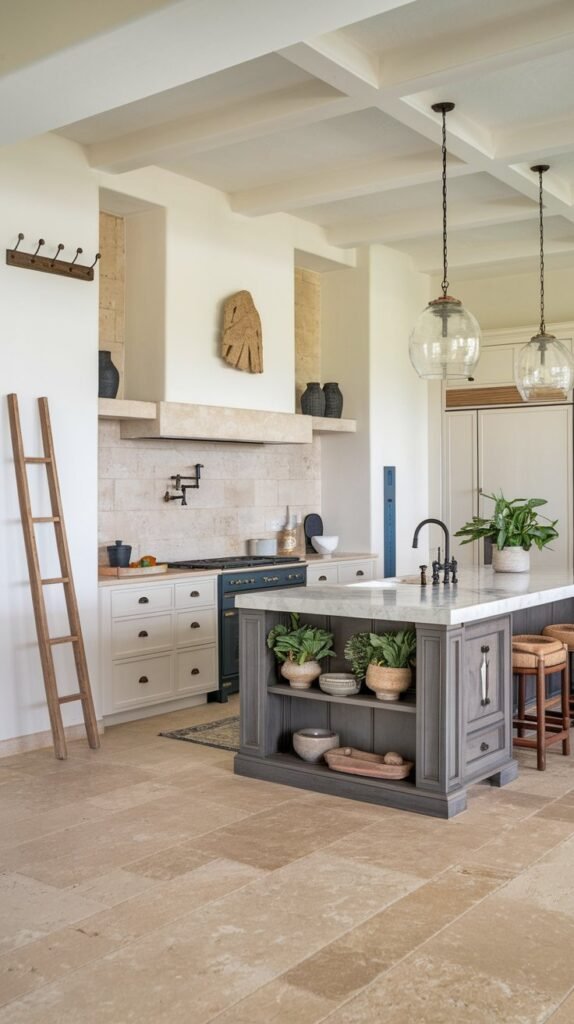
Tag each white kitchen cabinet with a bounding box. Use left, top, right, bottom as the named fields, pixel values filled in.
left=443, top=405, right=573, bottom=571
left=306, top=557, right=377, bottom=586
left=100, top=574, right=219, bottom=720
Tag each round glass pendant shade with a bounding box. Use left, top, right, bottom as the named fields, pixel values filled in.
left=409, top=296, right=481, bottom=380
left=514, top=333, right=574, bottom=402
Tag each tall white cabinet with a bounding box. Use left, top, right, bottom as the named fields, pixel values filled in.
left=444, top=405, right=573, bottom=571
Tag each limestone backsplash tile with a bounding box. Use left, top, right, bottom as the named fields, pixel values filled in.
left=99, top=422, right=321, bottom=562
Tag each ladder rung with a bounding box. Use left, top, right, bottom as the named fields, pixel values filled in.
left=41, top=577, right=69, bottom=585
left=48, top=635, right=79, bottom=646
left=58, top=693, right=82, bottom=704
left=24, top=457, right=52, bottom=464
left=32, top=516, right=60, bottom=523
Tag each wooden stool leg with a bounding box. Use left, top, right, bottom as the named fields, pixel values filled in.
left=517, top=674, right=525, bottom=738
left=536, top=657, right=546, bottom=771
left=562, top=650, right=571, bottom=757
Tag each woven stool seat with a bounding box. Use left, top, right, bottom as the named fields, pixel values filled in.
left=512, top=633, right=570, bottom=771
left=512, top=634, right=566, bottom=669
left=543, top=624, right=574, bottom=652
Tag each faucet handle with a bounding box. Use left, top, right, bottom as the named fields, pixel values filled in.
left=419, top=564, right=428, bottom=586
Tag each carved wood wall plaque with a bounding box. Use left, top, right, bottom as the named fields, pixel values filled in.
left=221, top=290, right=263, bottom=373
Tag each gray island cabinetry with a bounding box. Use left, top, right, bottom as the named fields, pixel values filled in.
left=234, top=570, right=574, bottom=818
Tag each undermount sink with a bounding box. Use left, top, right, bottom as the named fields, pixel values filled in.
left=350, top=575, right=422, bottom=589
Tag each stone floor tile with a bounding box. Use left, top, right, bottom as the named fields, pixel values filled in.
left=0, top=873, right=106, bottom=954
left=208, top=979, right=337, bottom=1024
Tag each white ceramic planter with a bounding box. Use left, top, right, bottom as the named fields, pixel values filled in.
left=280, top=659, right=322, bottom=689
left=492, top=547, right=530, bottom=573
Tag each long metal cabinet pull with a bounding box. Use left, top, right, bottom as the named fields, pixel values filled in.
left=480, top=644, right=491, bottom=706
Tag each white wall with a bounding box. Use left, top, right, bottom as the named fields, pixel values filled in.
left=99, top=168, right=353, bottom=413
left=431, top=266, right=574, bottom=331
left=1, top=134, right=100, bottom=744
left=369, top=247, right=430, bottom=573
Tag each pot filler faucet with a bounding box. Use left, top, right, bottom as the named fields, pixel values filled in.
left=412, top=518, right=458, bottom=585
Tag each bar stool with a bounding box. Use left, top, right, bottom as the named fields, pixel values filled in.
left=542, top=624, right=574, bottom=715
left=512, top=634, right=570, bottom=771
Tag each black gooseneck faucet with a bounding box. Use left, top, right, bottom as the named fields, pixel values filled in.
left=412, top=518, right=458, bottom=585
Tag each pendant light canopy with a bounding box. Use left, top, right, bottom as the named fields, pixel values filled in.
left=514, top=165, right=574, bottom=402
left=409, top=102, right=481, bottom=380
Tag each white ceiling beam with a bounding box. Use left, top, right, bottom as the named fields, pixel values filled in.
left=0, top=0, right=414, bottom=145
left=230, top=155, right=472, bottom=217
left=413, top=236, right=574, bottom=275
left=87, top=84, right=360, bottom=173
left=495, top=117, right=574, bottom=167
left=327, top=201, right=540, bottom=248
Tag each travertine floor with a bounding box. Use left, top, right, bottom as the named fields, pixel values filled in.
left=1, top=699, right=574, bottom=1023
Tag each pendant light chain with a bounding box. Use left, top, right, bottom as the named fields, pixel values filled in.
left=538, top=167, right=545, bottom=335
left=441, top=107, right=449, bottom=297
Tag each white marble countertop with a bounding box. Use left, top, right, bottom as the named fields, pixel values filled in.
left=235, top=567, right=574, bottom=625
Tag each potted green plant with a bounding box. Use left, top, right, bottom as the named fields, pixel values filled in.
left=454, top=492, right=559, bottom=573
left=267, top=612, right=335, bottom=689
left=344, top=628, right=416, bottom=702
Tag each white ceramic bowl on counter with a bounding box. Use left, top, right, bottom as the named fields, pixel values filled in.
left=311, top=535, right=339, bottom=556
left=292, top=728, right=340, bottom=763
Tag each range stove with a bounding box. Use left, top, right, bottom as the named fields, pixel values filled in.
left=168, top=555, right=307, bottom=702
left=168, top=556, right=304, bottom=571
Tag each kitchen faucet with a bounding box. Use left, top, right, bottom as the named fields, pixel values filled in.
left=412, top=518, right=458, bottom=585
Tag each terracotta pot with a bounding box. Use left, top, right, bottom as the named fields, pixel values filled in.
left=280, top=659, right=322, bottom=690
left=365, top=664, right=411, bottom=702
left=492, top=547, right=530, bottom=573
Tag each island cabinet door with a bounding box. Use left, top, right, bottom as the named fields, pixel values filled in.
left=463, top=616, right=511, bottom=734
left=415, top=624, right=464, bottom=794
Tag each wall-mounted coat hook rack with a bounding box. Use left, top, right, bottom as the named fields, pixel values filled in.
left=6, top=233, right=101, bottom=281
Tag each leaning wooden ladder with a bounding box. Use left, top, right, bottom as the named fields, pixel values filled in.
left=7, top=394, right=99, bottom=759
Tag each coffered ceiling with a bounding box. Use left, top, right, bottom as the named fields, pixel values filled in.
left=5, top=0, right=574, bottom=277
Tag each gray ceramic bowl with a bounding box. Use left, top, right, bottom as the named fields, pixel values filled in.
left=292, top=728, right=340, bottom=763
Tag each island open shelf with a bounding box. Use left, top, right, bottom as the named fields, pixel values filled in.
left=234, top=573, right=574, bottom=818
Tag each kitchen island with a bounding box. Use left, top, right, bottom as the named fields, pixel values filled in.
left=234, top=568, right=574, bottom=818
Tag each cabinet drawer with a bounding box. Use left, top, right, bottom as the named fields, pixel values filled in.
left=175, top=577, right=217, bottom=609
left=111, top=585, right=172, bottom=618
left=464, top=618, right=509, bottom=731
left=112, top=654, right=172, bottom=708
left=175, top=608, right=217, bottom=646
left=338, top=561, right=375, bottom=584
left=175, top=646, right=218, bottom=695
left=307, top=564, right=339, bottom=585
left=465, top=723, right=505, bottom=773
left=112, top=613, right=172, bottom=657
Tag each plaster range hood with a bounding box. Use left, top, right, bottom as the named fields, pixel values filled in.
left=118, top=400, right=313, bottom=444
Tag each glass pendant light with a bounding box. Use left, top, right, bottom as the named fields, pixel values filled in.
left=514, top=165, right=574, bottom=402
left=409, top=102, right=481, bottom=380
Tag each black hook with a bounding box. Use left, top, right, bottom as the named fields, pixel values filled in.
left=69, top=247, right=83, bottom=270
left=51, top=243, right=64, bottom=267
left=89, top=252, right=101, bottom=270
left=13, top=233, right=24, bottom=252
left=32, top=238, right=45, bottom=260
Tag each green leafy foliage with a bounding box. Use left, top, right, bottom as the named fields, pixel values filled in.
left=344, top=628, right=416, bottom=679
left=454, top=492, right=559, bottom=552
left=267, top=612, right=335, bottom=666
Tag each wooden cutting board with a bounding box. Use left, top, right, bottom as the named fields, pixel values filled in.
left=99, top=564, right=168, bottom=577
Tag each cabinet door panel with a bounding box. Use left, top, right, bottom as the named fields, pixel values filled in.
left=306, top=565, right=338, bottom=585
left=464, top=619, right=507, bottom=732
left=176, top=647, right=218, bottom=695
left=338, top=560, right=376, bottom=584
left=175, top=608, right=217, bottom=647
left=479, top=406, right=573, bottom=571
left=112, top=654, right=172, bottom=708
left=112, top=613, right=172, bottom=656
left=443, top=411, right=478, bottom=568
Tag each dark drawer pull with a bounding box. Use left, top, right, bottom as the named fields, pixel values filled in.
left=138, top=630, right=148, bottom=638
left=191, top=668, right=200, bottom=675
left=190, top=590, right=200, bottom=597
left=190, top=621, right=200, bottom=629
left=480, top=741, right=489, bottom=752
left=356, top=570, right=365, bottom=577
left=480, top=645, right=491, bottom=706
left=138, top=675, right=149, bottom=684
left=318, top=575, right=327, bottom=581
left=138, top=596, right=149, bottom=604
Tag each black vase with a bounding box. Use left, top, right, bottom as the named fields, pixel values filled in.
left=107, top=539, right=132, bottom=568
left=300, top=382, right=325, bottom=416
left=323, top=382, right=343, bottom=418
left=98, top=350, right=120, bottom=399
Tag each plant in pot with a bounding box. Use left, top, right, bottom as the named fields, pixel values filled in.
left=454, top=492, right=559, bottom=573
left=344, top=629, right=416, bottom=702
left=267, top=612, right=335, bottom=689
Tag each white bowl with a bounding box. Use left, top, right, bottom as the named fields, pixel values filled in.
left=292, top=728, right=340, bottom=763
left=311, top=535, right=339, bottom=555
left=319, top=673, right=360, bottom=696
